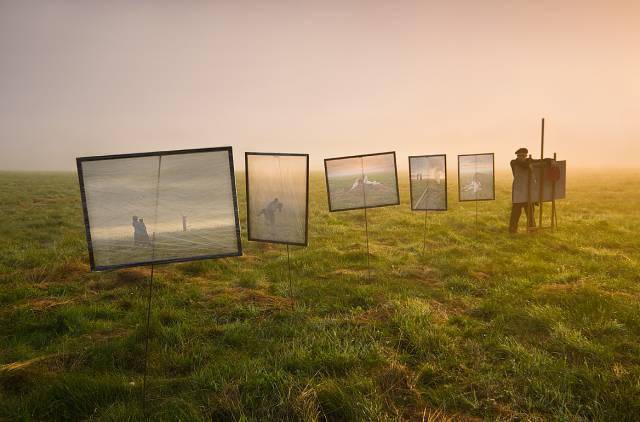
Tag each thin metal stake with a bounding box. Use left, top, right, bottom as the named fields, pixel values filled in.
left=142, top=156, right=161, bottom=416
left=422, top=208, right=428, bottom=255
left=364, top=205, right=371, bottom=280
left=539, top=118, right=545, bottom=227
left=142, top=263, right=154, bottom=417
left=360, top=157, right=371, bottom=280
left=286, top=244, right=293, bottom=309
left=475, top=196, right=478, bottom=234
left=474, top=157, right=479, bottom=238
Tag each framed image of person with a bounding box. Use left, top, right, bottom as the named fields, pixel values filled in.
left=409, top=154, right=447, bottom=211
left=76, top=147, right=243, bottom=271
left=245, top=152, right=309, bottom=246
left=324, top=151, right=400, bottom=212
left=457, top=153, right=495, bottom=202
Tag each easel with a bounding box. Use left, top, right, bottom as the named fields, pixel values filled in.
left=527, top=118, right=559, bottom=232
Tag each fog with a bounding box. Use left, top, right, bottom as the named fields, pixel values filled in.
left=1, top=1, right=639, bottom=171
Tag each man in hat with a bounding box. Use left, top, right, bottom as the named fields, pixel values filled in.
left=509, top=147, right=536, bottom=233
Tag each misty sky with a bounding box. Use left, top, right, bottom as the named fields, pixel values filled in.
left=1, top=1, right=638, bottom=171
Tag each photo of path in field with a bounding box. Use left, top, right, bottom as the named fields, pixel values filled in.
left=409, top=155, right=447, bottom=210
left=458, top=153, right=495, bottom=201
left=78, top=149, right=241, bottom=270
left=325, top=152, right=399, bottom=211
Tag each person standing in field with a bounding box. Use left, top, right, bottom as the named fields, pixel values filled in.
left=132, top=216, right=142, bottom=245
left=509, top=148, right=559, bottom=233
left=137, top=218, right=151, bottom=245
left=509, top=148, right=536, bottom=233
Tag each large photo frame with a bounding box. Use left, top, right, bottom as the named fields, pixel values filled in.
left=457, top=153, right=495, bottom=202
left=324, top=152, right=400, bottom=212
left=77, top=147, right=242, bottom=271
left=409, top=154, right=447, bottom=211
left=245, top=152, right=309, bottom=246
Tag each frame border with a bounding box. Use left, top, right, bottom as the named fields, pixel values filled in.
left=457, top=153, right=496, bottom=202
left=408, top=154, right=448, bottom=211
left=76, top=146, right=243, bottom=272
left=244, top=152, right=310, bottom=246
left=323, top=151, right=400, bottom=212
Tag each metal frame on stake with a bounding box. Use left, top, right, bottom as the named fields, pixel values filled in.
left=324, top=152, right=400, bottom=280
left=245, top=152, right=310, bottom=304
left=457, top=153, right=495, bottom=234
left=76, top=147, right=243, bottom=271
left=76, top=147, right=243, bottom=416
left=408, top=154, right=448, bottom=255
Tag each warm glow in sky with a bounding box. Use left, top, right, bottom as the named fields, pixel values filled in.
left=0, top=1, right=638, bottom=171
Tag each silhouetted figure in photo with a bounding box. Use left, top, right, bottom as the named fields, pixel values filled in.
left=132, top=216, right=142, bottom=245
left=182, top=215, right=187, bottom=232
left=509, top=148, right=536, bottom=233
left=258, top=198, right=283, bottom=225
left=138, top=218, right=151, bottom=245
left=132, top=216, right=151, bottom=245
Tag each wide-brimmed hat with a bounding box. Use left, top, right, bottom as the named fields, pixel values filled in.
left=515, top=147, right=528, bottom=155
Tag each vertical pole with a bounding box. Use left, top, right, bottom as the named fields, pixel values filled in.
left=142, top=155, right=162, bottom=416
left=422, top=208, right=428, bottom=255
left=474, top=157, right=478, bottom=236
left=286, top=244, right=293, bottom=309
left=361, top=157, right=370, bottom=280
left=551, top=152, right=558, bottom=229
left=142, top=262, right=154, bottom=417
left=364, top=206, right=371, bottom=280
left=475, top=196, right=478, bottom=233
left=538, top=118, right=545, bottom=227
left=527, top=154, right=533, bottom=232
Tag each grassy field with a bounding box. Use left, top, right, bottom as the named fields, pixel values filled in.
left=1, top=169, right=639, bottom=421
